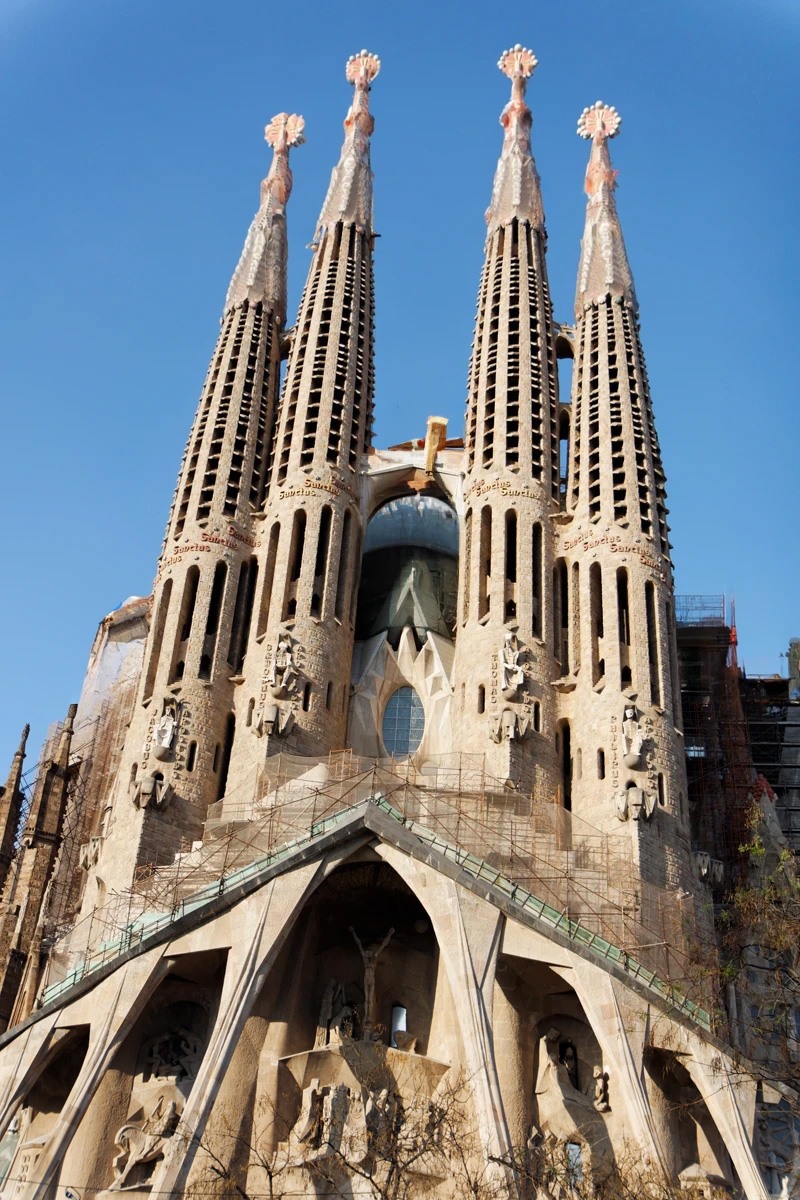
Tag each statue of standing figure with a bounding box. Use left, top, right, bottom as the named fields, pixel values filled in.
left=350, top=926, right=394, bottom=1037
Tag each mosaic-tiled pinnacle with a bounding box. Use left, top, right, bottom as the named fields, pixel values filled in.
left=316, top=50, right=380, bottom=233
left=575, top=101, right=637, bottom=312
left=485, top=45, right=545, bottom=236
left=225, top=113, right=305, bottom=322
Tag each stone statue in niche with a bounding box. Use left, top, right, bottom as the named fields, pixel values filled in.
left=588, top=1065, right=610, bottom=1112
left=350, top=926, right=394, bottom=1037
left=314, top=978, right=349, bottom=1049
left=132, top=773, right=172, bottom=811
left=109, top=1096, right=180, bottom=1191
left=536, top=1028, right=596, bottom=1123
left=152, top=699, right=180, bottom=762
left=500, top=631, right=525, bottom=699
left=268, top=635, right=300, bottom=698
left=253, top=700, right=294, bottom=739
left=489, top=708, right=530, bottom=743
left=621, top=704, right=644, bottom=768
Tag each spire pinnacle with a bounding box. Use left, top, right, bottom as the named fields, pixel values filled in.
left=575, top=101, right=636, bottom=312
left=316, top=50, right=380, bottom=234
left=486, top=45, right=544, bottom=236
left=225, top=112, right=305, bottom=321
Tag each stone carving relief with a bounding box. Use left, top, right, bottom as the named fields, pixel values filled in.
left=253, top=701, right=294, bottom=740
left=489, top=708, right=530, bottom=743
left=284, top=1078, right=369, bottom=1165
left=132, top=773, right=172, bottom=811
left=79, top=836, right=103, bottom=871
left=141, top=1027, right=204, bottom=1084
left=615, top=786, right=656, bottom=822
left=109, top=1095, right=180, bottom=1191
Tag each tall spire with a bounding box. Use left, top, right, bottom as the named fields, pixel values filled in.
left=575, top=102, right=636, bottom=312
left=317, top=50, right=380, bottom=234
left=0, top=725, right=29, bottom=882
left=486, top=45, right=544, bottom=237
left=225, top=112, right=305, bottom=323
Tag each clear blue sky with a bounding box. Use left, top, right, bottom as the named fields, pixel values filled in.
left=0, top=0, right=796, bottom=771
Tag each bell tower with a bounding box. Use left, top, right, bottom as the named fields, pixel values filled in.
left=453, top=46, right=561, bottom=795
left=556, top=103, right=690, bottom=885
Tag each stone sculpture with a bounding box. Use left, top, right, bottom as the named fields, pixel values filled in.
left=253, top=700, right=294, bottom=739
left=589, top=1065, right=610, bottom=1112
left=314, top=977, right=348, bottom=1048
left=109, top=1096, right=180, bottom=1191
left=621, top=704, right=644, bottom=767
left=268, top=636, right=300, bottom=698
left=350, top=925, right=394, bottom=1036
left=152, top=699, right=180, bottom=761
left=490, top=708, right=529, bottom=743
left=500, top=631, right=525, bottom=699
left=132, top=773, right=171, bottom=811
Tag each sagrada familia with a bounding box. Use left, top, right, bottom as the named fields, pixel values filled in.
left=0, top=45, right=791, bottom=1200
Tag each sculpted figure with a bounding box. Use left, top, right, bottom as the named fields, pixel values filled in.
left=291, top=1078, right=324, bottom=1151
left=621, top=705, right=643, bottom=766
left=268, top=636, right=299, bottom=697
left=321, top=1083, right=350, bottom=1153
left=500, top=631, right=525, bottom=698
left=109, top=1096, right=179, bottom=1191
left=152, top=700, right=180, bottom=760
left=490, top=708, right=529, bottom=743
left=350, top=926, right=394, bottom=1036
left=314, top=978, right=347, bottom=1048
left=589, top=1065, right=610, bottom=1112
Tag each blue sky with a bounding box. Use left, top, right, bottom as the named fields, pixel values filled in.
left=0, top=0, right=796, bottom=770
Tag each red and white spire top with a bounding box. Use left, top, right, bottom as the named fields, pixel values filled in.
left=485, top=44, right=545, bottom=236
left=225, top=112, right=304, bottom=321
left=575, top=101, right=636, bottom=312
left=316, top=50, right=380, bottom=234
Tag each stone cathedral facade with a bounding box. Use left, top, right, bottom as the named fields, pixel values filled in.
left=0, top=47, right=778, bottom=1200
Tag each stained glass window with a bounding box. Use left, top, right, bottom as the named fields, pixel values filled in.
left=382, top=687, right=425, bottom=757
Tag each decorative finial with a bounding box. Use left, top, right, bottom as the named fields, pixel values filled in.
left=264, top=112, right=305, bottom=152
left=346, top=49, right=381, bottom=87
left=577, top=101, right=621, bottom=142
left=498, top=44, right=538, bottom=81
left=485, top=45, right=544, bottom=233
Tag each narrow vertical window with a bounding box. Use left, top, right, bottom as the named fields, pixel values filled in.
left=478, top=506, right=492, bottom=619
left=531, top=523, right=542, bottom=637
left=617, top=567, right=632, bottom=687
left=597, top=749, right=605, bottom=779
left=282, top=509, right=306, bottom=620
left=143, top=578, right=172, bottom=700
left=590, top=562, right=605, bottom=685
left=559, top=408, right=570, bottom=508
left=200, top=561, right=227, bottom=679
left=645, top=580, right=661, bottom=707
left=335, top=510, right=353, bottom=621
left=554, top=559, right=569, bottom=671
left=658, top=773, right=666, bottom=806
left=311, top=505, right=332, bottom=618
left=302, top=682, right=312, bottom=712
left=186, top=741, right=197, bottom=772
left=560, top=720, right=572, bottom=811
left=477, top=685, right=486, bottom=714
left=228, top=557, right=258, bottom=673
left=256, top=521, right=280, bottom=639
left=169, top=566, right=200, bottom=683
left=216, top=714, right=235, bottom=801
left=504, top=510, right=517, bottom=619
